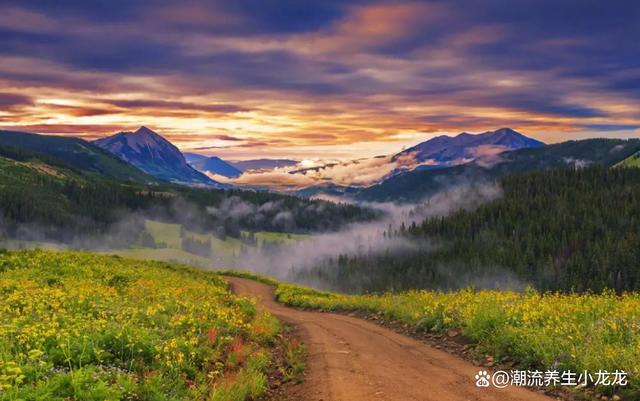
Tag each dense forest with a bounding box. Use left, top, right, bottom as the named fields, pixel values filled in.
left=299, top=166, right=640, bottom=293
left=0, top=145, right=376, bottom=245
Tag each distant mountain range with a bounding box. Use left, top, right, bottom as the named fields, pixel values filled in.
left=183, top=152, right=207, bottom=165
left=231, top=159, right=299, bottom=172
left=93, top=127, right=219, bottom=186
left=394, top=127, right=545, bottom=167
left=185, top=153, right=299, bottom=177
left=4, top=126, right=638, bottom=204
left=357, top=138, right=640, bottom=202
left=191, top=156, right=242, bottom=178
left=185, top=152, right=241, bottom=177
left=0, top=130, right=156, bottom=183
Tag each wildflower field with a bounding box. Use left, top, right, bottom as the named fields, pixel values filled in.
left=225, top=271, right=640, bottom=400
left=0, top=250, right=280, bottom=401
left=271, top=279, right=640, bottom=396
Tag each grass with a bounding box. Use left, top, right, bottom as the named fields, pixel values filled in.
left=1, top=220, right=306, bottom=270
left=0, top=250, right=281, bottom=401
left=244, top=232, right=309, bottom=247
left=143, top=220, right=305, bottom=265
left=280, top=338, right=306, bottom=384
left=223, top=270, right=639, bottom=398
left=615, top=152, right=640, bottom=168
left=103, top=248, right=213, bottom=267
left=144, top=220, right=183, bottom=249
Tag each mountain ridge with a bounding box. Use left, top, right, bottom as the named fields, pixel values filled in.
left=192, top=156, right=243, bottom=178
left=358, top=138, right=640, bottom=202
left=93, top=127, right=220, bottom=186
left=0, top=130, right=156, bottom=183
left=394, top=127, right=545, bottom=166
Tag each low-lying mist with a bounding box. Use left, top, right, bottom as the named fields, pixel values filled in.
left=230, top=182, right=526, bottom=293
left=0, top=181, right=527, bottom=294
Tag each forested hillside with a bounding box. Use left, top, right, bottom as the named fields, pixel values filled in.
left=357, top=138, right=640, bottom=202
left=301, top=166, right=640, bottom=293
left=0, top=130, right=156, bottom=183
left=0, top=149, right=376, bottom=245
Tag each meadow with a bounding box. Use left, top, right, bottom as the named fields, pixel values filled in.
left=114, top=220, right=310, bottom=268
left=0, top=250, right=281, bottom=401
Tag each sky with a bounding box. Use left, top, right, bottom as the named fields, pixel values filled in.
left=0, top=0, right=639, bottom=160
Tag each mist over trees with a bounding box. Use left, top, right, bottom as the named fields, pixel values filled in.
left=0, top=145, right=377, bottom=246
left=298, top=166, right=640, bottom=293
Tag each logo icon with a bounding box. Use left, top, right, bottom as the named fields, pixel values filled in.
left=475, top=370, right=491, bottom=387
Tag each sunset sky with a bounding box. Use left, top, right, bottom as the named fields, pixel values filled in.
left=1, top=1, right=639, bottom=160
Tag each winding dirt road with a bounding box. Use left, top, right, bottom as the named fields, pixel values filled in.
left=226, top=277, right=558, bottom=401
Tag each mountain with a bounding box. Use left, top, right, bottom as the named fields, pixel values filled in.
left=230, top=159, right=298, bottom=172
left=358, top=138, right=640, bottom=202
left=0, top=146, right=377, bottom=243
left=184, top=152, right=207, bottom=164
left=394, top=127, right=544, bottom=166
left=0, top=130, right=155, bottom=183
left=93, top=127, right=219, bottom=186
left=192, top=156, right=242, bottom=178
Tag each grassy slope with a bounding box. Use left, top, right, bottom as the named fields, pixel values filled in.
left=104, top=247, right=213, bottom=267
left=0, top=250, right=280, bottom=401
left=0, top=130, right=155, bottom=183
left=615, top=151, right=640, bottom=168
left=142, top=220, right=240, bottom=266
left=139, top=220, right=309, bottom=267
left=0, top=156, right=88, bottom=227
left=223, top=271, right=639, bottom=398
left=0, top=155, right=83, bottom=187
left=251, top=231, right=309, bottom=247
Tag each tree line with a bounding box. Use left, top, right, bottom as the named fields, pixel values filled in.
left=298, top=166, right=640, bottom=293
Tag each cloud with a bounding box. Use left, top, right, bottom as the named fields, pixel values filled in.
left=0, top=93, right=33, bottom=109
left=0, top=1, right=639, bottom=159
left=108, top=100, right=250, bottom=114
left=213, top=150, right=444, bottom=189
left=469, top=145, right=508, bottom=168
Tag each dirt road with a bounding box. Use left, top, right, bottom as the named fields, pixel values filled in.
left=226, top=277, right=557, bottom=401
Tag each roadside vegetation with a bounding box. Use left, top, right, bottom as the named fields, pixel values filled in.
left=224, top=270, right=639, bottom=398
left=0, top=250, right=281, bottom=401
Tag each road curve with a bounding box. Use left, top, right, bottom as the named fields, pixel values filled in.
left=226, top=277, right=558, bottom=401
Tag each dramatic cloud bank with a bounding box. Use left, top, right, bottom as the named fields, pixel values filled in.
left=207, top=151, right=441, bottom=189
left=0, top=1, right=639, bottom=159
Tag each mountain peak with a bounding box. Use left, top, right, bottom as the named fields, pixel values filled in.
left=489, top=127, right=521, bottom=137
left=93, top=128, right=219, bottom=186
left=134, top=126, right=158, bottom=136
left=394, top=127, right=544, bottom=165
left=191, top=155, right=242, bottom=178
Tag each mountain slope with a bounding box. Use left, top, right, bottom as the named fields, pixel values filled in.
left=615, top=150, right=640, bottom=168
left=0, top=151, right=158, bottom=244
left=192, top=156, right=242, bottom=178
left=394, top=127, right=544, bottom=166
left=231, top=158, right=298, bottom=172
left=93, top=127, right=218, bottom=186
left=358, top=138, right=640, bottom=202
left=183, top=152, right=207, bottom=164
left=0, top=130, right=155, bottom=183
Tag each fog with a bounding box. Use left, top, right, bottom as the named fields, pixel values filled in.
left=0, top=180, right=526, bottom=293
left=229, top=182, right=515, bottom=291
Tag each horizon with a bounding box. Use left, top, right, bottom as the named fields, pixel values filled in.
left=1, top=1, right=639, bottom=160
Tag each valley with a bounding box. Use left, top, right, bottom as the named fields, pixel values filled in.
left=1, top=127, right=640, bottom=401
left=2, top=3, right=639, bottom=400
